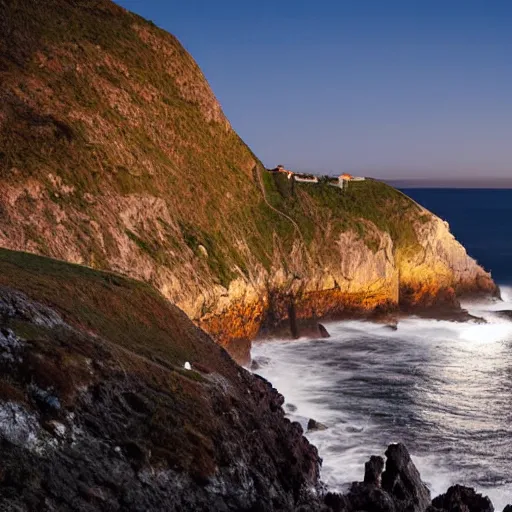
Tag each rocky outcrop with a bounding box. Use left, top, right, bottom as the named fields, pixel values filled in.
left=398, top=212, right=497, bottom=310
left=428, top=485, right=494, bottom=512
left=0, top=250, right=322, bottom=511
left=326, top=443, right=509, bottom=512
left=346, top=443, right=430, bottom=512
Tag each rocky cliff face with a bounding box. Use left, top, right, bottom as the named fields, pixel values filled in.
left=0, top=249, right=505, bottom=511
left=0, top=248, right=322, bottom=511
left=0, top=0, right=497, bottom=361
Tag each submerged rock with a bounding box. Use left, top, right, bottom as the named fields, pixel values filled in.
left=317, top=323, right=331, bottom=338
left=495, top=310, right=512, bottom=320
left=285, top=403, right=297, bottom=413
left=307, top=418, right=328, bottom=432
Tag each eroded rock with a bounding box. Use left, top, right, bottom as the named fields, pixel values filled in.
left=382, top=443, right=431, bottom=512
left=429, top=485, right=494, bottom=512
left=307, top=418, right=328, bottom=432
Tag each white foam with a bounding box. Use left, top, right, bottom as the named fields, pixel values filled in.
left=251, top=292, right=512, bottom=510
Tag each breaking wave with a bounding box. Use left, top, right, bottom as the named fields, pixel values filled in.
left=251, top=286, right=512, bottom=509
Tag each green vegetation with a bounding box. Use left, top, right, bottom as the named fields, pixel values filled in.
left=0, top=0, right=428, bottom=296
left=255, top=173, right=423, bottom=255
left=0, top=248, right=214, bottom=367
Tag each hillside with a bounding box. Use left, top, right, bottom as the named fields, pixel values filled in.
left=0, top=0, right=497, bottom=360
left=0, top=248, right=322, bottom=510
left=0, top=249, right=504, bottom=511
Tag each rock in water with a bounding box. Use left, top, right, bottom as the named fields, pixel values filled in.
left=345, top=443, right=429, bottom=512
left=250, top=359, right=260, bottom=370
left=307, top=418, right=328, bottom=432
left=382, top=443, right=431, bottom=512
left=364, top=456, right=385, bottom=487
left=429, top=485, right=494, bottom=512
left=317, top=323, right=331, bottom=338
left=329, top=444, right=504, bottom=512
left=495, top=310, right=512, bottom=320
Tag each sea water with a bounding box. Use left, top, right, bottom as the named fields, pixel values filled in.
left=252, top=189, right=512, bottom=509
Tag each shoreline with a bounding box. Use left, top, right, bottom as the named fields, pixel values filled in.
left=250, top=299, right=512, bottom=510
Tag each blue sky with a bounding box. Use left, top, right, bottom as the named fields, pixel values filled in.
left=117, top=0, right=512, bottom=179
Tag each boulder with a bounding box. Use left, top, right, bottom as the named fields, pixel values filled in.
left=307, top=418, right=328, bottom=432
left=381, top=443, right=431, bottom=512
left=429, top=485, right=494, bottom=512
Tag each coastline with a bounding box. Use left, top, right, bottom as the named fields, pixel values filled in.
left=251, top=291, right=512, bottom=510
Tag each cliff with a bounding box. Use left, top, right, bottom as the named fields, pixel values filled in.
left=0, top=0, right=497, bottom=360
left=0, top=249, right=507, bottom=511
left=0, top=248, right=322, bottom=510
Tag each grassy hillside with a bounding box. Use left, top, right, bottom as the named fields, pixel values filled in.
left=0, top=248, right=216, bottom=367
left=2, top=0, right=467, bottom=350
left=0, top=0, right=426, bottom=273
left=0, top=248, right=321, bottom=510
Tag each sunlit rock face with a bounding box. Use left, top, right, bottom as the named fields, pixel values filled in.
left=0, top=0, right=496, bottom=361
left=198, top=211, right=496, bottom=360
left=398, top=213, right=497, bottom=310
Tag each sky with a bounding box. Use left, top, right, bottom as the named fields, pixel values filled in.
left=116, top=0, right=512, bottom=179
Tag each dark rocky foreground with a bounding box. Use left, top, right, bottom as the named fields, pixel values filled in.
left=320, top=442, right=508, bottom=512
left=0, top=285, right=321, bottom=511
left=0, top=251, right=324, bottom=511
left=0, top=250, right=508, bottom=511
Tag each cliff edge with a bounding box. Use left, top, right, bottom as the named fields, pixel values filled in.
left=0, top=0, right=497, bottom=359
left=0, top=248, right=321, bottom=510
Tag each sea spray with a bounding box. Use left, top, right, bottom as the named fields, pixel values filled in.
left=252, top=290, right=512, bottom=509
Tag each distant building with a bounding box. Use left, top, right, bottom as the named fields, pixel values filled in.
left=340, top=173, right=354, bottom=181
left=269, top=164, right=295, bottom=179
left=294, top=175, right=319, bottom=183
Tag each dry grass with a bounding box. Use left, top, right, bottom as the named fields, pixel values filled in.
left=0, top=0, right=427, bottom=316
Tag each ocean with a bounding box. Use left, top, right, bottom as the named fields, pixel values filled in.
left=252, top=188, right=512, bottom=509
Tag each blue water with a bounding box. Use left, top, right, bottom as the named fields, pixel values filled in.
left=253, top=188, right=512, bottom=509
left=402, top=189, right=512, bottom=284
